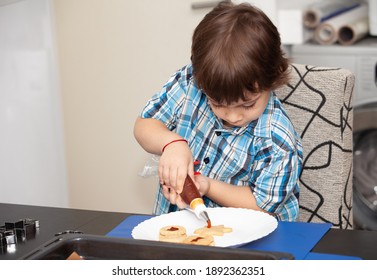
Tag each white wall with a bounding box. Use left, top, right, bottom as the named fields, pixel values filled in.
left=53, top=0, right=211, bottom=214
left=2, top=0, right=361, bottom=214
left=0, top=0, right=68, bottom=207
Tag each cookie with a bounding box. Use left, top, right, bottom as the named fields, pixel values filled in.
left=182, top=235, right=215, bottom=246
left=194, top=225, right=232, bottom=236
left=66, top=251, right=83, bottom=260
left=159, top=234, right=187, bottom=243
left=159, top=225, right=187, bottom=243
left=159, top=225, right=186, bottom=236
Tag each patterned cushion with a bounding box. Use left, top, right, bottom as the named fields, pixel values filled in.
left=276, top=64, right=355, bottom=229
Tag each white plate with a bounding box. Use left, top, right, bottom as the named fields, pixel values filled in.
left=131, top=208, right=278, bottom=247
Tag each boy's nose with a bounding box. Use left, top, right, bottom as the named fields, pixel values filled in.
left=225, top=110, right=242, bottom=124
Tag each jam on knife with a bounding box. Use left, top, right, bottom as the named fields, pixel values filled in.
left=180, top=175, right=212, bottom=228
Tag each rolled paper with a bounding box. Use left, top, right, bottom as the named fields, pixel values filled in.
left=369, top=0, right=377, bottom=36
left=314, top=4, right=368, bottom=45
left=303, top=0, right=361, bottom=29
left=338, top=17, right=369, bottom=45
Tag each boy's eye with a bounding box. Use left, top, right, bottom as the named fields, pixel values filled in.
left=242, top=103, right=256, bottom=109
left=209, top=100, right=256, bottom=109
left=209, top=102, right=223, bottom=108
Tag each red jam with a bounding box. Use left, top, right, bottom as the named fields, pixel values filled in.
left=192, top=237, right=204, bottom=242
left=167, top=227, right=179, bottom=231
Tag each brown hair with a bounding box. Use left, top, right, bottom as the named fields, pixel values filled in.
left=191, top=1, right=289, bottom=104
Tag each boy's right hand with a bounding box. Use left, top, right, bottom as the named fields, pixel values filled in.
left=158, top=139, right=194, bottom=195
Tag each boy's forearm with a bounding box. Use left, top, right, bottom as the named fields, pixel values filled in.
left=206, top=178, right=264, bottom=212
left=133, top=117, right=184, bottom=155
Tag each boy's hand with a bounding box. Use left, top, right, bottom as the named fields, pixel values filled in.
left=158, top=140, right=194, bottom=194
left=194, top=174, right=211, bottom=196
left=161, top=185, right=187, bottom=209
left=162, top=174, right=210, bottom=209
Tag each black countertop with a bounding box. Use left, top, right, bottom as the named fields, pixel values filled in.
left=1, top=203, right=376, bottom=260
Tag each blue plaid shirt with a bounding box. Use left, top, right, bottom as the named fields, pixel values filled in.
left=140, top=64, right=303, bottom=221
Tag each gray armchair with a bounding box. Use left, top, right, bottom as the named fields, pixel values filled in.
left=276, top=64, right=355, bottom=229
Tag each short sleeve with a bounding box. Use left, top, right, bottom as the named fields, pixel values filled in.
left=140, top=66, right=191, bottom=131
left=251, top=144, right=301, bottom=221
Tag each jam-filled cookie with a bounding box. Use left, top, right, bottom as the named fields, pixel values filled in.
left=182, top=235, right=215, bottom=246
left=159, top=225, right=187, bottom=243
left=194, top=224, right=232, bottom=236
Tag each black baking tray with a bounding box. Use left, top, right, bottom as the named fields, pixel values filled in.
left=21, top=234, right=294, bottom=260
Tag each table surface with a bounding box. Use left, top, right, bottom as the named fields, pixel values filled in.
left=1, top=203, right=377, bottom=260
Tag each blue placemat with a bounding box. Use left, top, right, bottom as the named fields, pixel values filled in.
left=304, top=252, right=362, bottom=260
left=241, top=221, right=331, bottom=259
left=106, top=215, right=353, bottom=260
left=107, top=215, right=148, bottom=238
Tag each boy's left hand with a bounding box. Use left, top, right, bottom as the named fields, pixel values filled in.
left=194, top=174, right=211, bottom=196
left=161, top=174, right=210, bottom=209
left=161, top=184, right=186, bottom=209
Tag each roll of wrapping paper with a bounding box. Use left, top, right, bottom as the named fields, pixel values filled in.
left=338, top=17, right=369, bottom=45
left=303, top=0, right=361, bottom=29
left=369, top=0, right=377, bottom=35
left=314, top=4, right=368, bottom=45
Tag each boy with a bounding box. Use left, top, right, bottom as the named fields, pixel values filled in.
left=134, top=1, right=303, bottom=221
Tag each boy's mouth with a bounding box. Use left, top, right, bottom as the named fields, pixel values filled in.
left=222, top=120, right=241, bottom=128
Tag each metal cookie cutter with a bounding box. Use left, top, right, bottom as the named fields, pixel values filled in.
left=0, top=229, right=7, bottom=248
left=5, top=218, right=39, bottom=241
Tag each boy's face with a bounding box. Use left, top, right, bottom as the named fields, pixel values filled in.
left=207, top=90, right=269, bottom=128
